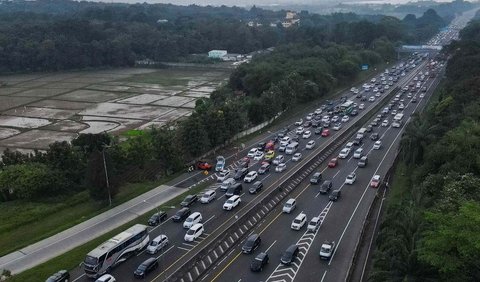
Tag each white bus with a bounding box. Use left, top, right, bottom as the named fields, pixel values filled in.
left=392, top=113, right=404, bottom=128
left=84, top=224, right=149, bottom=278
left=285, top=142, right=299, bottom=155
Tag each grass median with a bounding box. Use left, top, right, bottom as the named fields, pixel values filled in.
left=8, top=181, right=212, bottom=282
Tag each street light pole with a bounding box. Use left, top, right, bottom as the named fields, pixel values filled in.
left=102, top=145, right=112, bottom=207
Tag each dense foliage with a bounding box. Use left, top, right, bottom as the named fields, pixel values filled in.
left=369, top=18, right=480, bottom=282
left=0, top=0, right=446, bottom=72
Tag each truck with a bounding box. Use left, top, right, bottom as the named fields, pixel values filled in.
left=356, top=128, right=367, bottom=139
left=319, top=241, right=336, bottom=260
left=215, top=156, right=225, bottom=172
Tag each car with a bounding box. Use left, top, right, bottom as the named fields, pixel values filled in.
left=315, top=108, right=323, bottom=115
left=412, top=97, right=417, bottom=103
left=303, top=121, right=312, bottom=128
left=391, top=110, right=398, bottom=116
left=306, top=140, right=315, bottom=149
left=95, top=274, right=116, bottom=282
left=242, top=233, right=261, bottom=254
left=257, top=142, right=267, bottom=151
left=345, top=172, right=356, bottom=184
left=350, top=109, right=358, bottom=116
left=310, top=172, right=322, bottom=184
left=238, top=157, right=250, bottom=168
left=370, top=133, right=379, bottom=140
left=253, top=151, right=264, bottom=161
left=320, top=180, right=332, bottom=194
left=223, top=195, right=241, bottom=210
left=319, top=241, right=336, bottom=260
left=184, top=223, right=204, bottom=242
left=244, top=171, right=258, bottom=183
left=366, top=125, right=373, bottom=132
left=249, top=181, right=263, bottom=194
left=358, top=156, right=368, bottom=167
left=353, top=148, right=363, bottom=159
left=333, top=123, right=342, bottom=131
left=314, top=127, right=323, bottom=135
left=46, top=270, right=70, bottom=282
left=215, top=155, right=226, bottom=172
left=371, top=119, right=379, bottom=127
left=180, top=195, right=198, bottom=207
left=296, top=126, right=304, bottom=135
left=381, top=119, right=389, bottom=127
left=134, top=258, right=158, bottom=279
left=183, top=212, right=203, bottom=229
left=258, top=163, right=270, bottom=174
left=172, top=207, right=191, bottom=222
left=216, top=169, right=231, bottom=182
left=247, top=148, right=258, bottom=158
left=359, top=103, right=365, bottom=110
left=291, top=212, right=307, bottom=230
left=250, top=252, right=269, bottom=272
left=338, top=148, right=350, bottom=159
left=321, top=129, right=330, bottom=137
left=275, top=163, right=286, bottom=172
left=295, top=119, right=303, bottom=126
left=341, top=115, right=349, bottom=123
left=200, top=190, right=216, bottom=203
left=146, top=234, right=169, bottom=254
left=220, top=178, right=236, bottom=191
left=373, top=140, right=382, bottom=149
left=197, top=161, right=213, bottom=171
left=225, top=183, right=242, bottom=197
left=370, top=175, right=381, bottom=188
left=368, top=96, right=375, bottom=102
left=273, top=155, right=285, bottom=165
left=307, top=217, right=321, bottom=233
left=328, top=158, right=338, bottom=168
left=419, top=93, right=425, bottom=98
left=278, top=145, right=286, bottom=153
left=147, top=211, right=168, bottom=226
left=234, top=168, right=249, bottom=180
left=292, top=152, right=302, bottom=162
left=407, top=93, right=412, bottom=98
left=281, top=245, right=300, bottom=265
left=329, top=190, right=341, bottom=201
left=302, top=131, right=312, bottom=139
left=331, top=115, right=340, bottom=123
left=265, top=150, right=275, bottom=160
left=283, top=198, right=296, bottom=213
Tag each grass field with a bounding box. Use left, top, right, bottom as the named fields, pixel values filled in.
left=122, top=68, right=228, bottom=86
left=8, top=181, right=211, bottom=282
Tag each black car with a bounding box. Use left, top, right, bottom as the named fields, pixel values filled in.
left=310, top=172, right=322, bottom=185
left=370, top=133, right=379, bottom=141
left=134, top=257, right=158, bottom=279
left=180, top=195, right=198, bottom=207
left=258, top=163, right=270, bottom=174
left=250, top=252, right=269, bottom=272
left=249, top=181, right=263, bottom=194
left=242, top=234, right=261, bottom=254
left=234, top=168, right=249, bottom=180
left=319, top=180, right=333, bottom=194
left=172, top=207, right=191, bottom=222
left=353, top=137, right=363, bottom=146
left=281, top=244, right=299, bottom=265
left=148, top=211, right=168, bottom=226
left=329, top=190, right=341, bottom=201
left=356, top=93, right=362, bottom=98
left=257, top=142, right=266, bottom=151
left=46, top=270, right=70, bottom=282
left=361, top=95, right=367, bottom=101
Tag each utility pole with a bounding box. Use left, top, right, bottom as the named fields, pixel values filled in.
left=102, top=145, right=111, bottom=206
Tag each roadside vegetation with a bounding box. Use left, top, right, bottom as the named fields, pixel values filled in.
left=0, top=0, right=453, bottom=272
left=369, top=17, right=480, bottom=282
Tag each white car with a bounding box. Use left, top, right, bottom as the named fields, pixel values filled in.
left=291, top=212, right=307, bottom=230
left=419, top=93, right=425, bottom=98
left=253, top=151, right=264, bottom=161
left=373, top=140, right=382, bottom=150
left=333, top=123, right=342, bottom=131
left=306, top=113, right=314, bottom=121
left=345, top=172, right=356, bottom=185
left=398, top=104, right=405, bottom=110
left=247, top=148, right=258, bottom=158
left=283, top=198, right=296, bottom=213
left=216, top=169, right=231, bottom=182
left=295, top=119, right=303, bottom=126
left=306, top=140, right=315, bottom=149
left=244, top=171, right=258, bottom=183
left=391, top=110, right=397, bottom=116
left=385, top=85, right=390, bottom=90
left=200, top=190, right=216, bottom=204
left=292, top=152, right=302, bottom=161
left=183, top=212, right=203, bottom=229
left=375, top=92, right=381, bottom=97
left=95, top=274, right=116, bottom=282
left=296, top=127, right=304, bottom=135
left=341, top=116, right=350, bottom=123
left=280, top=136, right=291, bottom=146
left=368, top=96, right=375, bottom=102
left=359, top=103, right=365, bottom=110
left=273, top=155, right=285, bottom=165
left=184, top=223, right=204, bottom=242
left=338, top=148, right=351, bottom=159
left=381, top=120, right=389, bottom=127
left=315, top=108, right=322, bottom=115
left=331, top=116, right=340, bottom=123
left=275, top=163, right=287, bottom=172
left=302, top=131, right=312, bottom=139
left=307, top=217, right=320, bottom=233
left=353, top=148, right=363, bottom=159
left=223, top=195, right=241, bottom=210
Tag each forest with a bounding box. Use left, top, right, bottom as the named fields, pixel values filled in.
left=369, top=15, right=480, bottom=282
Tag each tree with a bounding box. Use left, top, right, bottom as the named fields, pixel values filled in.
left=151, top=126, right=183, bottom=175
left=179, top=116, right=210, bottom=158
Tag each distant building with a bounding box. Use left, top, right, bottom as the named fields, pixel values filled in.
left=208, top=50, right=228, bottom=59
left=286, top=11, right=297, bottom=20
left=157, top=19, right=168, bottom=24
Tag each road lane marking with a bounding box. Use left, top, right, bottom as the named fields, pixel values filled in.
left=265, top=240, right=277, bottom=253
left=156, top=244, right=175, bottom=259
left=204, top=215, right=216, bottom=225
left=320, top=270, right=327, bottom=282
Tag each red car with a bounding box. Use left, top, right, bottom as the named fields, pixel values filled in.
left=321, top=129, right=330, bottom=137
left=197, top=161, right=213, bottom=170
left=370, top=174, right=381, bottom=188
left=238, top=157, right=250, bottom=168
left=328, top=158, right=338, bottom=168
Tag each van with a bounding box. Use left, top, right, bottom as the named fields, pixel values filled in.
left=242, top=234, right=261, bottom=254
left=356, top=128, right=367, bottom=139
left=285, top=142, right=299, bottom=155
left=183, top=212, right=202, bottom=229
left=184, top=223, right=204, bottom=242
left=220, top=178, right=236, bottom=192
left=225, top=183, right=242, bottom=197
left=358, top=156, right=368, bottom=168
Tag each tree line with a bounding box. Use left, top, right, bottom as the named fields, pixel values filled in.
left=369, top=17, right=480, bottom=282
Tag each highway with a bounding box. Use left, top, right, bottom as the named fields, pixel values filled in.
left=69, top=53, right=428, bottom=282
